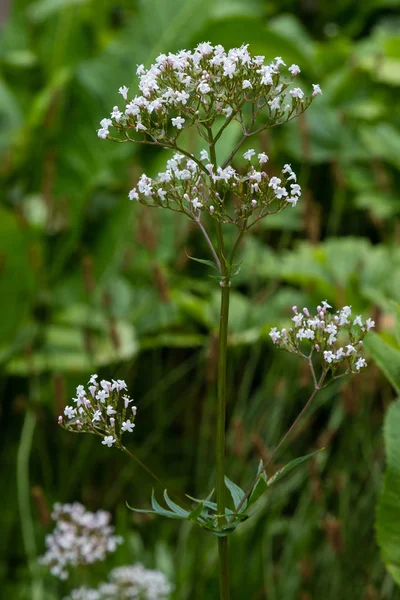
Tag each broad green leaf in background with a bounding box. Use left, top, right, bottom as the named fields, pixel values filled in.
left=377, top=400, right=400, bottom=585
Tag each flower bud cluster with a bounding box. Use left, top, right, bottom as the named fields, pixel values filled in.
left=97, top=43, right=321, bottom=142
left=128, top=150, right=300, bottom=226
left=64, top=564, right=172, bottom=600
left=58, top=374, right=136, bottom=448
left=269, top=302, right=374, bottom=373
left=39, top=503, right=123, bottom=580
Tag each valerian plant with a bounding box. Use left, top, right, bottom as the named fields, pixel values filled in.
left=58, top=43, right=373, bottom=599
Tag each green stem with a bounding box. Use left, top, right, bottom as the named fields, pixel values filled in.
left=216, top=278, right=231, bottom=599
left=218, top=537, right=230, bottom=599
left=17, top=408, right=43, bottom=600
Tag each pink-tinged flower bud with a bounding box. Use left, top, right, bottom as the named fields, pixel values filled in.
left=132, top=406, right=137, bottom=416
left=251, top=199, right=257, bottom=207
left=110, top=417, right=115, bottom=427
left=215, top=192, right=220, bottom=197
left=319, top=311, right=324, bottom=319
left=317, top=305, right=321, bottom=312
left=209, top=205, right=215, bottom=214
left=292, top=305, right=298, bottom=314
left=193, top=187, right=198, bottom=193
left=358, top=341, right=363, bottom=346
left=334, top=316, right=339, bottom=324
left=282, top=328, right=287, bottom=337
left=315, top=344, right=320, bottom=351
left=303, top=307, right=310, bottom=317
left=58, top=416, right=63, bottom=424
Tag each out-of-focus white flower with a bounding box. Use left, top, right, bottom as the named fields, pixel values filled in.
left=39, top=503, right=122, bottom=580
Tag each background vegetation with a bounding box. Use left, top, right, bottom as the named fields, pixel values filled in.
left=1, top=0, right=400, bottom=598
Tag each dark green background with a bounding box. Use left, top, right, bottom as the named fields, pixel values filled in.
left=1, top=0, right=400, bottom=598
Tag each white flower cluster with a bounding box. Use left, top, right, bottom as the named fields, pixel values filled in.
left=58, top=374, right=137, bottom=448
left=269, top=302, right=374, bottom=373
left=39, top=503, right=123, bottom=580
left=97, top=43, right=321, bottom=141
left=64, top=564, right=172, bottom=600
left=128, top=150, right=300, bottom=225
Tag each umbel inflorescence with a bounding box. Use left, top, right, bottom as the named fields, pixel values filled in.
left=39, top=503, right=123, bottom=580
left=64, top=564, right=172, bottom=600
left=270, top=302, right=374, bottom=375
left=58, top=375, right=136, bottom=448
left=97, top=43, right=321, bottom=230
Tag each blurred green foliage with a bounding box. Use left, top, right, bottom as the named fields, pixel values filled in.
left=1, top=0, right=400, bottom=598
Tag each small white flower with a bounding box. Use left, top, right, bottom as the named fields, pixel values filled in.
left=96, top=390, right=109, bottom=403
left=312, top=84, right=322, bottom=97
left=355, top=357, right=367, bottom=370
left=97, top=128, right=109, bottom=139
left=106, top=405, right=116, bottom=416
left=171, top=116, right=185, bottom=129
left=242, top=79, right=253, bottom=89
left=292, top=314, right=303, bottom=327
left=353, top=315, right=363, bottom=327
left=121, top=420, right=135, bottom=433
left=269, top=327, right=281, bottom=343
left=290, top=184, right=301, bottom=196
left=321, top=300, right=332, bottom=309
left=251, top=199, right=257, bottom=207
left=286, top=197, right=298, bottom=207
left=102, top=436, right=116, bottom=448
left=346, top=344, right=356, bottom=355
left=111, top=106, right=123, bottom=122
left=268, top=177, right=281, bottom=189
left=118, top=86, right=129, bottom=100
left=336, top=347, right=345, bottom=359
left=275, top=186, right=288, bottom=199
left=268, top=97, right=280, bottom=111
left=88, top=374, right=98, bottom=385
left=92, top=410, right=102, bottom=422
left=200, top=150, right=209, bottom=161
left=128, top=188, right=139, bottom=201
left=222, top=106, right=233, bottom=118
left=64, top=406, right=76, bottom=420
left=323, top=351, right=335, bottom=363
left=289, top=64, right=301, bottom=75
left=191, top=197, right=203, bottom=209
left=197, top=81, right=211, bottom=94
left=258, top=152, right=269, bottom=164
left=366, top=318, right=375, bottom=331
left=243, top=149, right=256, bottom=161
left=290, top=87, right=304, bottom=100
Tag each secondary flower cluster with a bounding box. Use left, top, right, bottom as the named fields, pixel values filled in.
left=97, top=42, right=321, bottom=143
left=128, top=150, right=300, bottom=226
left=58, top=375, right=136, bottom=448
left=64, top=564, right=172, bottom=600
left=269, top=302, right=374, bottom=373
left=39, top=503, right=122, bottom=580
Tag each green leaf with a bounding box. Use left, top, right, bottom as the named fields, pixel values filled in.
left=248, top=471, right=268, bottom=509
left=187, top=255, right=220, bottom=272
left=151, top=490, right=181, bottom=519
left=188, top=502, right=205, bottom=521
left=267, top=449, right=325, bottom=488
left=364, top=332, right=400, bottom=393
left=163, top=490, right=190, bottom=518
left=376, top=399, right=400, bottom=585
left=224, top=476, right=246, bottom=510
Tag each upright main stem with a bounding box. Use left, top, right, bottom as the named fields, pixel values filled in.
left=216, top=280, right=231, bottom=599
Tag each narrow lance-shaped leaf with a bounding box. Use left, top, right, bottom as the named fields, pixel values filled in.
left=266, top=448, right=325, bottom=488
left=224, top=476, right=247, bottom=510
left=163, top=490, right=190, bottom=518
